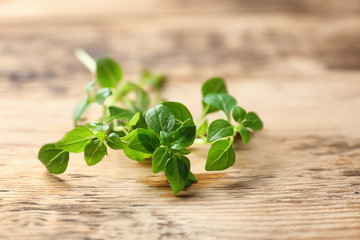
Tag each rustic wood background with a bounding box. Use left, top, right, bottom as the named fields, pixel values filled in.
left=1, top=0, right=360, bottom=239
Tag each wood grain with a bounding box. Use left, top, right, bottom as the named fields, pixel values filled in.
left=1, top=0, right=360, bottom=239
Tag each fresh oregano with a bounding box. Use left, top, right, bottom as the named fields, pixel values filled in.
left=38, top=50, right=263, bottom=195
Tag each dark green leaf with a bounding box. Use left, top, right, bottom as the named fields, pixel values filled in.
left=152, top=147, right=172, bottom=173
left=161, top=102, right=193, bottom=123
left=96, top=57, right=122, bottom=88
left=85, top=121, right=109, bottom=132
left=205, top=140, right=235, bottom=171
left=128, top=128, right=160, bottom=154
left=185, top=171, right=197, bottom=188
left=56, top=127, right=94, bottom=153
left=201, top=77, right=227, bottom=114
left=165, top=156, right=190, bottom=195
left=160, top=131, right=174, bottom=146
left=106, top=133, right=125, bottom=150
left=38, top=144, right=69, bottom=174
left=207, top=119, right=234, bottom=142
left=95, top=88, right=112, bottom=104
left=198, top=119, right=208, bottom=135
left=239, top=127, right=251, bottom=144
left=73, top=98, right=90, bottom=124
left=244, top=112, right=263, bottom=131
left=232, top=106, right=246, bottom=123
left=84, top=140, right=107, bottom=166
left=203, top=93, right=237, bottom=116
left=107, top=106, right=134, bottom=122
left=173, top=121, right=196, bottom=147
left=145, top=105, right=175, bottom=133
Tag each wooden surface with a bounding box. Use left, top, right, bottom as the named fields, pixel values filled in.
left=1, top=1, right=360, bottom=239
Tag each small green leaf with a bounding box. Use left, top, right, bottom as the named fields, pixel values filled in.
left=185, top=171, right=197, bottom=188
left=244, top=112, right=263, bottom=131
left=172, top=120, right=196, bottom=147
left=84, top=140, right=107, bottom=166
left=232, top=106, right=246, bottom=123
left=152, top=147, right=171, bottom=173
left=206, top=140, right=235, bottom=171
left=128, top=128, right=160, bottom=154
left=135, top=88, right=150, bottom=112
left=125, top=112, right=141, bottom=131
left=106, top=133, right=125, bottom=150
left=96, top=57, right=122, bottom=88
left=201, top=77, right=227, bottom=114
left=107, top=106, right=134, bottom=122
left=122, top=130, right=152, bottom=162
left=198, top=119, right=208, bottom=135
left=161, top=102, right=193, bottom=123
left=239, top=127, right=251, bottom=144
left=38, top=144, right=69, bottom=174
left=95, top=88, right=112, bottom=104
left=141, top=69, right=165, bottom=88
left=207, top=119, right=234, bottom=142
left=145, top=104, right=176, bottom=133
left=160, top=131, right=174, bottom=146
left=74, top=98, right=91, bottom=125
left=203, top=93, right=237, bottom=116
left=56, top=127, right=94, bottom=153
left=85, top=121, right=109, bottom=132
left=165, top=156, right=190, bottom=195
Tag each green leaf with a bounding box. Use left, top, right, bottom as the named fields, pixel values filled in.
left=135, top=88, right=150, bottom=112
left=38, top=144, right=69, bottom=174
left=56, top=127, right=94, bottom=153
left=127, top=112, right=140, bottom=129
left=152, top=147, right=172, bottom=173
left=244, top=112, right=263, bottom=131
left=107, top=106, right=134, bottom=122
left=141, top=69, right=165, bottom=88
left=95, top=88, right=112, bottom=104
left=121, top=130, right=153, bottom=162
left=161, top=102, right=193, bottom=123
left=185, top=171, right=197, bottom=188
left=203, top=93, right=237, bottom=116
left=106, top=133, right=125, bottom=150
left=145, top=104, right=176, bottom=133
left=205, top=140, right=235, bottom=171
left=198, top=119, right=208, bottom=135
left=165, top=156, right=190, bottom=195
left=85, top=121, right=109, bottom=132
left=73, top=97, right=90, bottom=124
left=96, top=57, right=122, bottom=88
left=84, top=140, right=107, bottom=166
left=232, top=106, right=246, bottom=123
left=172, top=120, right=196, bottom=147
left=201, top=77, right=227, bottom=114
left=128, top=128, right=160, bottom=154
left=85, top=80, right=95, bottom=96
left=160, top=131, right=174, bottom=146
left=239, top=127, right=251, bottom=144
left=207, top=119, right=234, bottom=142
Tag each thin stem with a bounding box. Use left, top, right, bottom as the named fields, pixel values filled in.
left=196, top=105, right=210, bottom=126
left=75, top=49, right=96, bottom=73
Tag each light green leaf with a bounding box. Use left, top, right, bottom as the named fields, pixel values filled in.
left=152, top=147, right=172, bottom=173
left=38, top=144, right=69, bottom=174
left=84, top=140, right=107, bottom=166
left=239, top=127, right=251, bottom=144
left=201, top=77, right=227, bottom=114
left=205, top=140, right=235, bottom=171
left=197, top=119, right=208, bottom=135
left=165, top=156, right=190, bottom=195
left=85, top=121, right=109, bottom=132
left=203, top=93, right=237, bottom=116
left=207, top=119, right=234, bottom=142
left=96, top=57, right=122, bottom=88
left=128, top=128, right=160, bottom=154
left=122, top=130, right=152, bottom=162
left=107, top=106, right=134, bottom=122
left=232, top=106, right=246, bottom=123
left=145, top=104, right=175, bottom=133
left=56, top=127, right=94, bottom=153
left=161, top=102, right=193, bottom=123
left=106, top=133, right=125, bottom=150
left=95, top=88, right=112, bottom=104
left=74, top=97, right=90, bottom=125
left=244, top=112, right=263, bottom=131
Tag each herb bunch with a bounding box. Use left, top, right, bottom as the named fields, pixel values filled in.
left=38, top=50, right=263, bottom=195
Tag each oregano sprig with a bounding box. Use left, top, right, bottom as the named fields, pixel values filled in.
left=38, top=50, right=263, bottom=195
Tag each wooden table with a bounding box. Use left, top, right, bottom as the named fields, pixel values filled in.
left=1, top=1, right=360, bottom=239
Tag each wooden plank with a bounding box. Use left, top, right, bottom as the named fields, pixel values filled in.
left=0, top=0, right=360, bottom=239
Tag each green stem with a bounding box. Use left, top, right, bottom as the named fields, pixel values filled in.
left=196, top=105, right=210, bottom=126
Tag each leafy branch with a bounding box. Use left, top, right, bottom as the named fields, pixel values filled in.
left=38, top=50, right=263, bottom=195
